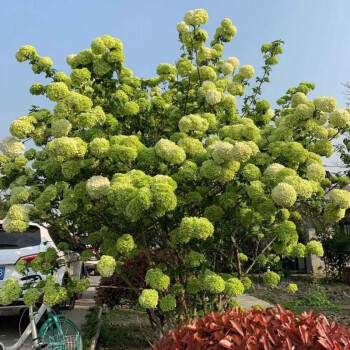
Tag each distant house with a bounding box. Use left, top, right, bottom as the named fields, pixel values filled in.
left=284, top=225, right=325, bottom=277
left=289, top=184, right=350, bottom=277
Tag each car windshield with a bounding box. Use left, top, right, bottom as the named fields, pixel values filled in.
left=0, top=226, right=41, bottom=249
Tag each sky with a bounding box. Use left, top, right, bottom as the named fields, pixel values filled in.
left=0, top=0, right=350, bottom=170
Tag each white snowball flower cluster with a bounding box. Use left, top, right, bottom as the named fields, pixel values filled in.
left=230, top=142, right=252, bottom=162
left=306, top=163, right=325, bottom=181
left=51, top=119, right=72, bottom=138
left=205, top=89, right=221, bottom=105
left=271, top=183, right=297, bottom=208
left=226, top=57, right=240, bottom=69
left=155, top=139, right=186, bottom=164
left=212, top=142, right=233, bottom=164
left=239, top=65, right=255, bottom=79
left=177, top=21, right=189, bottom=32
left=184, top=9, right=209, bottom=26
left=265, top=163, right=285, bottom=176
left=329, top=109, right=350, bottom=128
left=313, top=96, right=337, bottom=113
left=179, top=114, right=209, bottom=134
left=86, top=176, right=110, bottom=199
left=330, top=189, right=350, bottom=209
left=0, top=137, right=25, bottom=158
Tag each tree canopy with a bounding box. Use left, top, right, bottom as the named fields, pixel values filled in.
left=1, top=8, right=350, bottom=332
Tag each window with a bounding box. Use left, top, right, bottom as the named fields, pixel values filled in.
left=0, top=225, right=41, bottom=249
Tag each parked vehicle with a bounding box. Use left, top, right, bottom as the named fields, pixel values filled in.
left=84, top=247, right=99, bottom=274
left=0, top=221, right=82, bottom=315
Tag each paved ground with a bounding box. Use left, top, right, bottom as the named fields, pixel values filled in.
left=0, top=276, right=99, bottom=349
left=237, top=294, right=274, bottom=309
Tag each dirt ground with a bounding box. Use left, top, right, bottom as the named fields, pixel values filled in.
left=249, top=276, right=350, bottom=329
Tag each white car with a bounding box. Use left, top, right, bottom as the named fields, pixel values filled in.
left=0, top=221, right=83, bottom=315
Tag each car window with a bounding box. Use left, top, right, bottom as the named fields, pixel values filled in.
left=0, top=226, right=41, bottom=249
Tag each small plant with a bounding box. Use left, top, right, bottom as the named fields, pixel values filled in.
left=153, top=305, right=350, bottom=350
left=287, top=282, right=298, bottom=293
left=307, top=284, right=330, bottom=306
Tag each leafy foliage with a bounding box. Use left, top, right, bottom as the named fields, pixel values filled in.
left=153, top=305, right=350, bottom=350
left=321, top=226, right=350, bottom=279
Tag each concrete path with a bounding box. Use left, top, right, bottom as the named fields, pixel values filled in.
left=236, top=294, right=274, bottom=309
left=66, top=275, right=99, bottom=330
left=0, top=276, right=99, bottom=349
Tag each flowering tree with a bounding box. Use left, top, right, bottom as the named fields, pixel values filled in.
left=1, top=8, right=350, bottom=333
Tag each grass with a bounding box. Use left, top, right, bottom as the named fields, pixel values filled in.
left=82, top=306, right=155, bottom=350
left=81, top=306, right=100, bottom=349
left=249, top=277, right=350, bottom=327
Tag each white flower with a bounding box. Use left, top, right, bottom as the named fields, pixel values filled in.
left=177, top=21, right=189, bottom=32
left=230, top=142, right=252, bottom=162
left=86, top=176, right=110, bottom=199
left=205, top=89, right=221, bottom=105
left=226, top=57, right=239, bottom=69
left=329, top=109, right=350, bottom=128
left=0, top=137, right=25, bottom=158
left=221, top=62, right=234, bottom=75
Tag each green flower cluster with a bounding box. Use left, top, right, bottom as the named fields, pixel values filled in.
left=271, top=183, right=297, bottom=208
left=15, top=259, right=28, bottom=274
left=42, top=282, right=68, bottom=307
left=139, top=289, right=158, bottom=309
left=329, top=189, right=350, bottom=209
left=0, top=278, right=22, bottom=305
left=155, top=139, right=186, bottom=164
left=69, top=279, right=90, bottom=294
left=159, top=295, right=176, bottom=312
left=97, top=255, right=116, bottom=277
left=108, top=135, right=143, bottom=164
left=224, top=277, right=244, bottom=297
left=171, top=282, right=185, bottom=296
left=89, top=138, right=110, bottom=158
left=10, top=186, right=30, bottom=205
left=23, top=288, right=41, bottom=306
left=10, top=117, right=35, bottom=139
left=202, top=271, right=225, bottom=294
left=51, top=119, right=72, bottom=138
left=3, top=204, right=29, bottom=232
left=145, top=268, right=170, bottom=291
left=172, top=217, right=214, bottom=244
left=108, top=170, right=177, bottom=221
left=47, top=137, right=87, bottom=162
left=324, top=203, right=345, bottom=223
left=306, top=240, right=324, bottom=256
left=15, top=45, right=37, bottom=62
left=116, top=234, right=135, bottom=255
left=262, top=271, right=280, bottom=286
left=184, top=9, right=208, bottom=26
left=184, top=251, right=206, bottom=267
left=287, top=283, right=298, bottom=293
left=179, top=114, right=209, bottom=134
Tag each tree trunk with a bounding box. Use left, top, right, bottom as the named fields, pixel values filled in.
left=231, top=235, right=242, bottom=279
